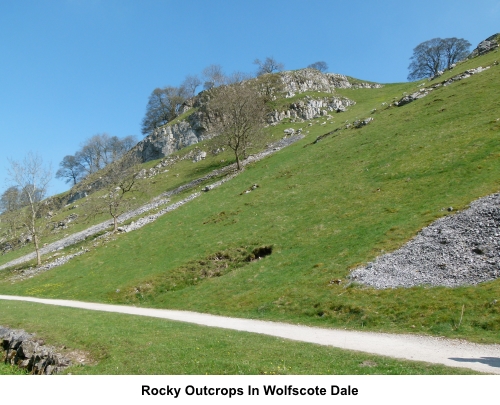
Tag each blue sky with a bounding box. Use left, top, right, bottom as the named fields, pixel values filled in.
left=1, top=0, right=499, bottom=196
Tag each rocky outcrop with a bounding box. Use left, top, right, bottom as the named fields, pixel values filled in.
left=349, top=192, right=500, bottom=289
left=1, top=326, right=72, bottom=374
left=395, top=66, right=492, bottom=107
left=469, top=33, right=500, bottom=58
left=132, top=69, right=381, bottom=163
left=133, top=114, right=216, bottom=163
left=279, top=68, right=382, bottom=97
left=268, top=96, right=355, bottom=124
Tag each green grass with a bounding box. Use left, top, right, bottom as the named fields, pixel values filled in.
left=1, top=50, right=499, bottom=374
left=0, top=363, right=27, bottom=375
left=0, top=300, right=479, bottom=375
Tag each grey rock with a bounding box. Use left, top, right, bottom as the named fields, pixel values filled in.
left=350, top=192, right=500, bottom=288
left=469, top=34, right=500, bottom=58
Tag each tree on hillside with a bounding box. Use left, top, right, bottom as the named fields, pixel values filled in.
left=408, top=37, right=471, bottom=80
left=59, top=134, right=137, bottom=182
left=0, top=187, right=24, bottom=246
left=181, top=74, right=202, bottom=97
left=308, top=61, right=328, bottom=72
left=0, top=186, right=23, bottom=213
left=441, top=37, right=471, bottom=69
left=56, top=155, right=85, bottom=185
left=85, top=154, right=144, bottom=232
left=141, top=86, right=188, bottom=135
left=7, top=153, right=52, bottom=265
left=254, top=57, right=284, bottom=76
left=202, top=64, right=226, bottom=90
left=207, top=81, right=268, bottom=170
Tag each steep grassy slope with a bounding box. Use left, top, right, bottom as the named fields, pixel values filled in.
left=1, top=49, right=499, bottom=350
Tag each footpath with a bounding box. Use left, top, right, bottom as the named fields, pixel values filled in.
left=1, top=294, right=499, bottom=374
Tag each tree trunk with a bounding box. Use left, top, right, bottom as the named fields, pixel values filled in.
left=113, top=216, right=118, bottom=232
left=33, top=233, right=41, bottom=266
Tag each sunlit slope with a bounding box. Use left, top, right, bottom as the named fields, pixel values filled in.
left=1, top=50, right=499, bottom=342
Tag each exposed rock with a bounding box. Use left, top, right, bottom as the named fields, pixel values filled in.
left=0, top=326, right=73, bottom=374
left=353, top=117, right=374, bottom=128
left=278, top=68, right=381, bottom=97
left=268, top=96, right=355, bottom=124
left=192, top=150, right=207, bottom=162
left=469, top=33, right=500, bottom=58
left=349, top=192, right=500, bottom=289
left=67, top=190, right=88, bottom=204
left=133, top=119, right=213, bottom=163
left=396, top=65, right=492, bottom=107
left=131, top=69, right=378, bottom=164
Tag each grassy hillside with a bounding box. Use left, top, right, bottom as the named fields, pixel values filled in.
left=1, top=49, right=499, bottom=373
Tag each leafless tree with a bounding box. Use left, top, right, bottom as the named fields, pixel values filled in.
left=254, top=57, right=284, bottom=76
left=181, top=75, right=202, bottom=97
left=0, top=186, right=24, bottom=245
left=85, top=154, right=144, bottom=232
left=408, top=37, right=471, bottom=80
left=0, top=186, right=23, bottom=213
left=6, top=152, right=52, bottom=265
left=141, top=87, right=188, bottom=135
left=202, top=64, right=226, bottom=90
left=307, top=61, right=328, bottom=72
left=62, top=134, right=138, bottom=180
left=208, top=82, right=268, bottom=170
left=441, top=37, right=471, bottom=69
left=253, top=72, right=286, bottom=102
left=56, top=155, right=85, bottom=185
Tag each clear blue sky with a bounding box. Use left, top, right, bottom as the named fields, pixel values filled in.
left=1, top=0, right=498, bottom=196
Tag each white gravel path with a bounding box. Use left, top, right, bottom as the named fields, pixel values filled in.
left=1, top=294, right=499, bottom=374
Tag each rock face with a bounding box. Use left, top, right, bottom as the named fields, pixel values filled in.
left=1, top=326, right=72, bottom=374
left=268, top=96, right=355, bottom=123
left=132, top=69, right=380, bottom=163
left=279, top=68, right=381, bottom=97
left=349, top=192, right=500, bottom=289
left=133, top=116, right=216, bottom=162
left=469, top=33, right=500, bottom=58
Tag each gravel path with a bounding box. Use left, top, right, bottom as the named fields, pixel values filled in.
left=0, top=294, right=499, bottom=374
left=0, top=135, right=303, bottom=271
left=350, top=192, right=500, bottom=288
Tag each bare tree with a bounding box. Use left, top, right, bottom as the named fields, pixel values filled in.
left=7, top=153, right=52, bottom=265
left=408, top=37, right=471, bottom=80
left=208, top=82, right=268, bottom=170
left=253, top=72, right=285, bottom=103
left=307, top=61, right=328, bottom=72
left=181, top=74, right=202, bottom=97
left=0, top=186, right=24, bottom=245
left=254, top=57, right=284, bottom=76
left=0, top=186, right=23, bottom=213
left=56, top=155, right=85, bottom=185
left=202, top=64, right=226, bottom=90
left=65, top=134, right=138, bottom=180
left=441, top=37, right=471, bottom=69
left=141, top=86, right=188, bottom=135
left=85, top=154, right=144, bottom=232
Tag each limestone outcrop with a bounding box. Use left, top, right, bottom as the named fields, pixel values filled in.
left=132, top=69, right=380, bottom=163
left=268, top=96, right=355, bottom=124
left=1, top=326, right=72, bottom=374
left=279, top=68, right=381, bottom=97
left=469, top=33, right=499, bottom=58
